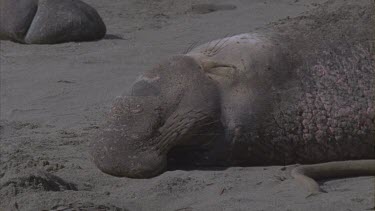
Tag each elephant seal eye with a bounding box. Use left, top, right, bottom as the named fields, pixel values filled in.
left=131, top=80, right=160, bottom=96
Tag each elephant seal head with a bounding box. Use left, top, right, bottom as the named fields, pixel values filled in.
left=90, top=55, right=221, bottom=178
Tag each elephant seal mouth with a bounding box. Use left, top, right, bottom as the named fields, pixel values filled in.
left=153, top=108, right=217, bottom=153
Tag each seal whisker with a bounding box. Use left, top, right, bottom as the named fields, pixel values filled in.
left=183, top=41, right=199, bottom=54
left=206, top=35, right=231, bottom=57
left=156, top=110, right=212, bottom=153
left=210, top=35, right=231, bottom=56
left=204, top=40, right=214, bottom=55
left=209, top=39, right=225, bottom=54
left=195, top=119, right=221, bottom=127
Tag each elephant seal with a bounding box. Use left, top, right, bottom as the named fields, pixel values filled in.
left=90, top=0, right=375, bottom=193
left=0, top=0, right=106, bottom=44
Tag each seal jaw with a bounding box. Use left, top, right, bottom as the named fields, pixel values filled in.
left=90, top=120, right=168, bottom=178
left=89, top=95, right=168, bottom=178
left=90, top=141, right=167, bottom=178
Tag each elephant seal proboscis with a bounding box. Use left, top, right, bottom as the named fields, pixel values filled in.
left=0, top=0, right=106, bottom=44
left=90, top=0, right=375, bottom=194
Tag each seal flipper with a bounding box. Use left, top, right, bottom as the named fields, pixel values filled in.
left=291, top=160, right=375, bottom=194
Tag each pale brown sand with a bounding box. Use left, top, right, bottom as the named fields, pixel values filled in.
left=1, top=0, right=374, bottom=210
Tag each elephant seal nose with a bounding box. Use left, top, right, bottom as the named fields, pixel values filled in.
left=90, top=135, right=167, bottom=178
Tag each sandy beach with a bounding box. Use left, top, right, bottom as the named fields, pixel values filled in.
left=1, top=0, right=374, bottom=210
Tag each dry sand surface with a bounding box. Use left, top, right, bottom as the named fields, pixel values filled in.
left=1, top=0, right=374, bottom=210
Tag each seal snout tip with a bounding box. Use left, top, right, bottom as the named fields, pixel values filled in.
left=91, top=142, right=167, bottom=178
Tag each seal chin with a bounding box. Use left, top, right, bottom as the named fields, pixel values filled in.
left=92, top=147, right=167, bottom=178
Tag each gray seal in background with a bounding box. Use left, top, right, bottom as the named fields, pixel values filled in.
left=0, top=0, right=106, bottom=44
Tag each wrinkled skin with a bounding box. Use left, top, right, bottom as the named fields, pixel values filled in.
left=0, top=0, right=106, bottom=44
left=91, top=56, right=221, bottom=178
left=91, top=0, right=375, bottom=185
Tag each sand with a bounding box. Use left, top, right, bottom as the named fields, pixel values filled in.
left=1, top=0, right=374, bottom=210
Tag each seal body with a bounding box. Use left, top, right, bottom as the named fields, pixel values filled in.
left=91, top=0, right=375, bottom=178
left=182, top=32, right=375, bottom=166
left=174, top=0, right=375, bottom=166
left=0, top=0, right=106, bottom=44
